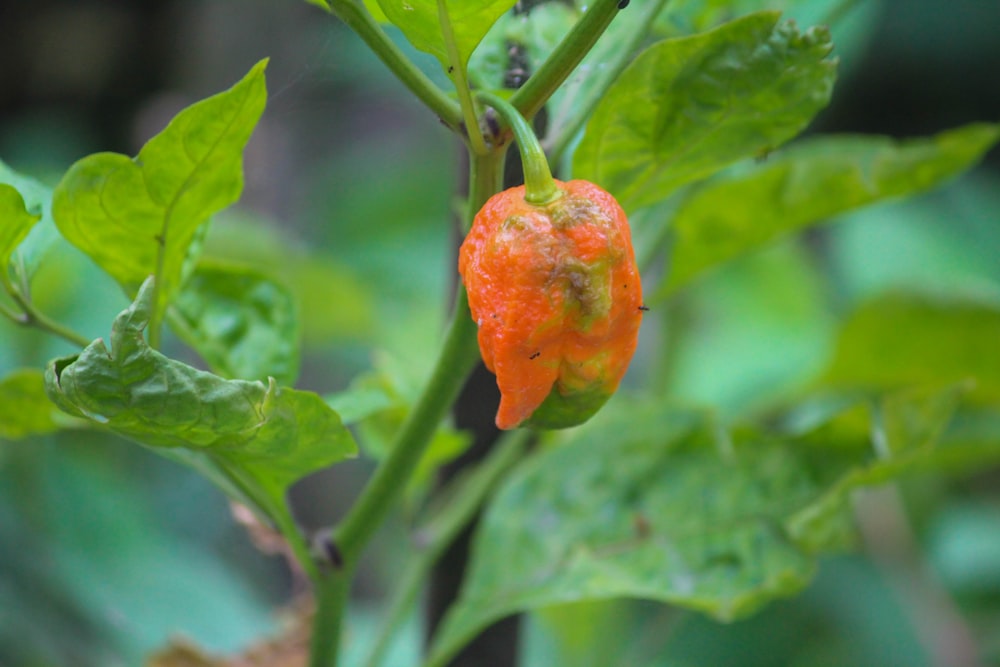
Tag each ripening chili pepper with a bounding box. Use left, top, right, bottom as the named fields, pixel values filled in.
left=459, top=93, right=643, bottom=430
left=459, top=179, right=643, bottom=429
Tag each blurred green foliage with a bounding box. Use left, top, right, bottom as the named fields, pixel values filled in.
left=2, top=0, right=1000, bottom=665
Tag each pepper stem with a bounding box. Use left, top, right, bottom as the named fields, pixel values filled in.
left=477, top=91, right=561, bottom=206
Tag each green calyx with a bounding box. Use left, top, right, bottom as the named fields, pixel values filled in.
left=525, top=382, right=611, bottom=430
left=477, top=91, right=561, bottom=206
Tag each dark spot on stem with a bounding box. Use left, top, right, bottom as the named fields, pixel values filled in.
left=485, top=110, right=501, bottom=141
left=618, top=0, right=630, bottom=8
left=315, top=533, right=344, bottom=571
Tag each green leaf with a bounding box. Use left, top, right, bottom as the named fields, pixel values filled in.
left=573, top=12, right=836, bottom=213
left=0, top=160, right=59, bottom=283
left=375, top=0, right=516, bottom=72
left=429, top=405, right=820, bottom=662
left=52, top=60, right=268, bottom=327
left=200, top=211, right=376, bottom=345
left=0, top=184, right=41, bottom=274
left=657, top=0, right=851, bottom=36
left=662, top=123, right=1000, bottom=292
left=0, top=368, right=65, bottom=440
left=822, top=292, right=1000, bottom=404
left=324, top=385, right=396, bottom=425
left=429, top=389, right=1000, bottom=663
left=168, top=261, right=300, bottom=386
left=44, top=277, right=356, bottom=521
left=663, top=241, right=836, bottom=416
left=364, top=0, right=389, bottom=22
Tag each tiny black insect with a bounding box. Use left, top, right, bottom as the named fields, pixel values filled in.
left=529, top=351, right=540, bottom=360
left=447, top=66, right=454, bottom=73
left=618, top=0, right=630, bottom=8
left=638, top=305, right=650, bottom=312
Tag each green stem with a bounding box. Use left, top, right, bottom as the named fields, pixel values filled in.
left=477, top=92, right=559, bottom=205
left=326, top=0, right=463, bottom=131
left=0, top=299, right=19, bottom=323
left=310, top=566, right=353, bottom=667
left=334, top=288, right=481, bottom=558
left=0, top=278, right=91, bottom=348
left=548, top=0, right=671, bottom=166
left=216, top=458, right=321, bottom=582
left=362, top=430, right=531, bottom=667
left=437, top=0, right=489, bottom=155
left=509, top=0, right=625, bottom=122
left=308, top=142, right=504, bottom=667
left=463, top=146, right=506, bottom=232
left=309, top=289, right=481, bottom=667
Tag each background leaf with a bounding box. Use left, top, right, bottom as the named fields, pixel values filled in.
left=0, top=436, right=278, bottom=665
left=658, top=240, right=836, bottom=417
left=0, top=368, right=65, bottom=440
left=429, top=388, right=1000, bottom=663
left=52, top=59, right=268, bottom=324
left=0, top=160, right=60, bottom=284
left=169, top=260, right=300, bottom=386
left=375, top=0, right=516, bottom=72
left=573, top=11, right=836, bottom=213
left=661, top=123, right=1000, bottom=293
left=0, top=184, right=40, bottom=273
left=44, top=278, right=355, bottom=524
left=333, top=354, right=472, bottom=501
left=821, top=292, right=1000, bottom=404
left=657, top=0, right=860, bottom=36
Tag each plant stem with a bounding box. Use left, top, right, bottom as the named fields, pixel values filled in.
left=309, top=149, right=503, bottom=667
left=547, top=0, right=671, bottom=166
left=509, top=0, right=625, bottom=123
left=463, top=147, right=505, bottom=232
left=0, top=278, right=90, bottom=348
left=326, top=0, right=463, bottom=131
left=310, top=565, right=353, bottom=667
left=334, top=288, right=481, bottom=558
left=437, top=0, right=489, bottom=156
left=307, top=108, right=504, bottom=664
left=362, top=429, right=531, bottom=667
left=309, top=289, right=481, bottom=667
left=477, top=92, right=559, bottom=205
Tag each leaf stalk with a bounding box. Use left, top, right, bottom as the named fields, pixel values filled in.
left=326, top=0, right=463, bottom=131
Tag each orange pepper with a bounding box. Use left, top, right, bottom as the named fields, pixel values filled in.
left=459, top=179, right=643, bottom=430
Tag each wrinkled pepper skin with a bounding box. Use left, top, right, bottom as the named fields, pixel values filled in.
left=459, top=179, right=643, bottom=430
